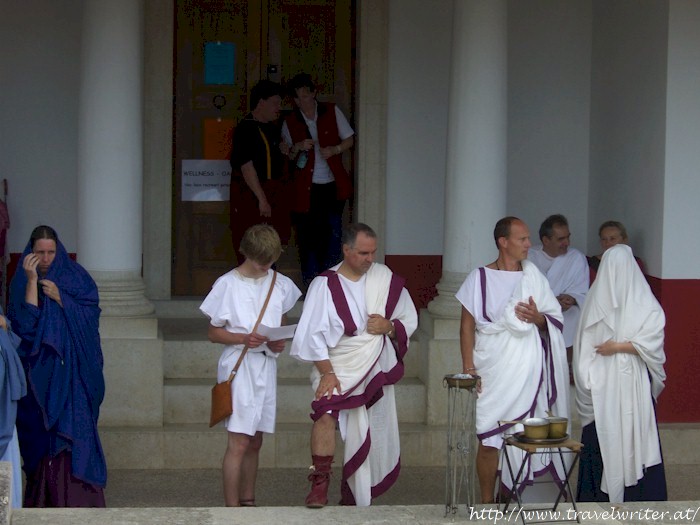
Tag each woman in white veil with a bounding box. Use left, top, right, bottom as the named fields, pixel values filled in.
left=574, top=244, right=667, bottom=503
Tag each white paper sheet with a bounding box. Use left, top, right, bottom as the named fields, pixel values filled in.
left=256, top=323, right=298, bottom=340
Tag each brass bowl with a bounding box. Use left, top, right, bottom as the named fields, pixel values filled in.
left=522, top=417, right=549, bottom=440
left=547, top=416, right=568, bottom=439
left=444, top=374, right=479, bottom=390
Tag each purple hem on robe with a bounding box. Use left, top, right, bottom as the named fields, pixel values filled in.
left=343, top=428, right=371, bottom=479
left=371, top=460, right=401, bottom=500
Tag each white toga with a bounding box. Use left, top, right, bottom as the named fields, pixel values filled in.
left=528, top=246, right=589, bottom=347
left=290, top=262, right=418, bottom=506
left=456, top=261, right=570, bottom=494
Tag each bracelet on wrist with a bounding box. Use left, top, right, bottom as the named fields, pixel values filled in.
left=321, top=370, right=335, bottom=377
left=465, top=367, right=476, bottom=372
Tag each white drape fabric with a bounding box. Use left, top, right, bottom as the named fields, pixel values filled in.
left=528, top=247, right=589, bottom=347
left=574, top=244, right=666, bottom=503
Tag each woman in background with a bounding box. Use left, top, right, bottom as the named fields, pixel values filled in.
left=587, top=220, right=645, bottom=282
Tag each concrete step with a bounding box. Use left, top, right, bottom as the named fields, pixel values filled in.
left=164, top=339, right=422, bottom=381
left=163, top=377, right=427, bottom=425
left=161, top=318, right=423, bottom=380
left=163, top=338, right=314, bottom=380
left=99, top=421, right=700, bottom=471
left=154, top=299, right=304, bottom=320
left=100, top=422, right=447, bottom=470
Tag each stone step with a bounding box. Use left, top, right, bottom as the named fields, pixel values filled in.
left=154, top=299, right=304, bottom=320
left=163, top=339, right=314, bottom=380
left=163, top=377, right=427, bottom=425
left=100, top=422, right=447, bottom=470
left=161, top=319, right=422, bottom=380
left=164, top=340, right=422, bottom=381
left=99, top=421, right=700, bottom=471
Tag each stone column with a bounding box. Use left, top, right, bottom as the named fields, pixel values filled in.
left=422, top=0, right=507, bottom=425
left=77, top=0, right=153, bottom=317
left=76, top=1, right=162, bottom=433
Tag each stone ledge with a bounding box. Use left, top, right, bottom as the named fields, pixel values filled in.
left=0, top=462, right=9, bottom=525
left=11, top=502, right=700, bottom=524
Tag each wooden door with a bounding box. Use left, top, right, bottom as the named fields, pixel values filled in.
left=173, top=0, right=354, bottom=296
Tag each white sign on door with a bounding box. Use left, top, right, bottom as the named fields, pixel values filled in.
left=182, top=159, right=231, bottom=201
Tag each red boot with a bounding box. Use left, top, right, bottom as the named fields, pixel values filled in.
left=305, top=455, right=333, bottom=508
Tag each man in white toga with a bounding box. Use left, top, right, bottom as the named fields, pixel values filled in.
left=290, top=223, right=418, bottom=508
left=457, top=217, right=570, bottom=503
left=527, top=214, right=589, bottom=368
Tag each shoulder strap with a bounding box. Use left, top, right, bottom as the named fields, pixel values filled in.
left=227, top=271, right=278, bottom=382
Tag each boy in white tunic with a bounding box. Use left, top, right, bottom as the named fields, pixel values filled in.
left=200, top=225, right=301, bottom=507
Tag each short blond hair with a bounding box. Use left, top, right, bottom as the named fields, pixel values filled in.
left=239, top=224, right=282, bottom=265
left=598, top=220, right=628, bottom=241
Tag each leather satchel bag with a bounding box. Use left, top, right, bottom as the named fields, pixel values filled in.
left=209, top=271, right=277, bottom=427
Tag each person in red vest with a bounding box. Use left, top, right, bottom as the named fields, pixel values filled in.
left=282, top=73, right=354, bottom=288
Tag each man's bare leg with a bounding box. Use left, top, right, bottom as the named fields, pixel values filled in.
left=311, top=413, right=336, bottom=456
left=477, top=443, right=499, bottom=503
left=305, top=413, right=337, bottom=508
left=238, top=431, right=263, bottom=505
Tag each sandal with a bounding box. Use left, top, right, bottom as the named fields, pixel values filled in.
left=239, top=499, right=256, bottom=507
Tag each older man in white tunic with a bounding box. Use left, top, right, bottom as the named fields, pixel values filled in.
left=457, top=217, right=569, bottom=503
left=291, top=223, right=417, bottom=508
left=527, top=214, right=589, bottom=350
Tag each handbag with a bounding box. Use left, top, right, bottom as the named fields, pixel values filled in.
left=209, top=270, right=278, bottom=427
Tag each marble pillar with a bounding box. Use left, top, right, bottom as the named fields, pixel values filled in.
left=77, top=0, right=162, bottom=428
left=423, top=0, right=508, bottom=425
left=77, top=0, right=153, bottom=317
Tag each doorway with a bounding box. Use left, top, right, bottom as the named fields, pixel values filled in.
left=173, top=0, right=355, bottom=295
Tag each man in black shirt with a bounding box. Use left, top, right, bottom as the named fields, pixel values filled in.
left=230, top=80, right=290, bottom=260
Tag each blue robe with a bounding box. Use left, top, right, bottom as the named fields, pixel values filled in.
left=7, top=237, right=107, bottom=489
left=0, top=314, right=25, bottom=458
left=1, top=311, right=27, bottom=508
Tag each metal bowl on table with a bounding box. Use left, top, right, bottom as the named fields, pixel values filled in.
left=443, top=373, right=479, bottom=390
left=546, top=416, right=568, bottom=439
left=520, top=417, right=550, bottom=440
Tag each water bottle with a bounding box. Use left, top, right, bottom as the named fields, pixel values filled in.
left=296, top=150, right=308, bottom=169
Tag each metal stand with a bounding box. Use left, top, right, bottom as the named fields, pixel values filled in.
left=444, top=374, right=478, bottom=516
left=499, top=436, right=583, bottom=524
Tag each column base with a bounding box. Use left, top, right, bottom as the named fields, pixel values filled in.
left=92, top=270, right=155, bottom=317
left=426, top=270, right=466, bottom=319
